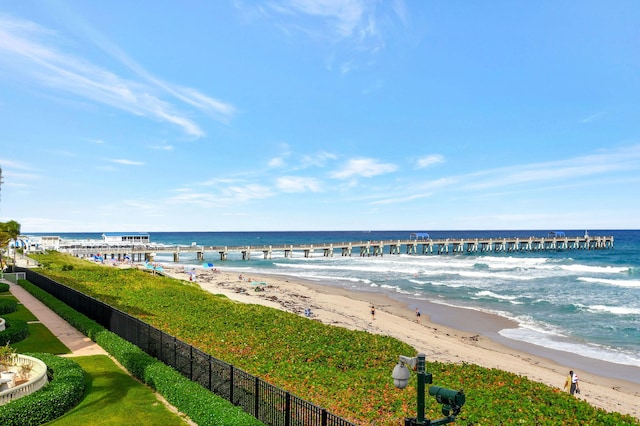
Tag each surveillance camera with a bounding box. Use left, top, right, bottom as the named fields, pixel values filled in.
left=392, top=362, right=411, bottom=389
left=429, top=386, right=465, bottom=416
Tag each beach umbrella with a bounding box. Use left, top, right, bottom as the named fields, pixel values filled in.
left=202, top=262, right=215, bottom=268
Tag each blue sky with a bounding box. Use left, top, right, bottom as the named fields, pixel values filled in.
left=1, top=1, right=639, bottom=233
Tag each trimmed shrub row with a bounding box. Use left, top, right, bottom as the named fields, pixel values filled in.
left=17, top=280, right=263, bottom=426
left=0, top=318, right=29, bottom=346
left=0, top=283, right=10, bottom=293
left=0, top=299, right=17, bottom=315
left=0, top=353, right=85, bottom=425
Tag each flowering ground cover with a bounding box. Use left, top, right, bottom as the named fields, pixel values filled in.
left=31, top=252, right=638, bottom=425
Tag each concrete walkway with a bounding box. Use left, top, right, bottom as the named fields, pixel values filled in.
left=4, top=280, right=106, bottom=357
left=2, top=273, right=195, bottom=424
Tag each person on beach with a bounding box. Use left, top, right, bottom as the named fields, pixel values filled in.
left=564, top=370, right=580, bottom=395
left=370, top=305, right=375, bottom=320
left=415, top=308, right=421, bottom=323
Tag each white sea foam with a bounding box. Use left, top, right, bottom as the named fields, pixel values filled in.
left=475, top=291, right=519, bottom=301
left=559, top=264, right=630, bottom=274
left=587, top=305, right=640, bottom=315
left=456, top=270, right=535, bottom=281
left=476, top=256, right=549, bottom=268
left=577, top=277, right=640, bottom=288
left=499, top=328, right=640, bottom=367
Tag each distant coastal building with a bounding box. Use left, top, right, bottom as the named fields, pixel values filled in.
left=547, top=231, right=566, bottom=238
left=38, top=236, right=61, bottom=251
left=102, top=232, right=150, bottom=244
left=409, top=232, right=430, bottom=240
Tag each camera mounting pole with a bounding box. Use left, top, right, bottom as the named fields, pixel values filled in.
left=392, top=353, right=465, bottom=426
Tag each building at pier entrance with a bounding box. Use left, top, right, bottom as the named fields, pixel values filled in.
left=101, top=232, right=150, bottom=244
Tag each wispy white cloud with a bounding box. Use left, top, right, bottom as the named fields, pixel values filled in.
left=462, top=144, right=640, bottom=191
left=298, top=151, right=337, bottom=168
left=167, top=191, right=219, bottom=207
left=370, top=192, right=431, bottom=205
left=330, top=157, right=397, bottom=179
left=237, top=0, right=408, bottom=70
left=108, top=158, right=145, bottom=166
left=580, top=111, right=606, bottom=124
left=357, top=145, right=640, bottom=208
left=269, top=157, right=287, bottom=168
left=149, top=144, right=174, bottom=151
left=169, top=181, right=274, bottom=206
left=0, top=158, right=41, bottom=189
left=276, top=176, right=323, bottom=192
left=0, top=14, right=235, bottom=137
left=269, top=149, right=336, bottom=170
left=50, top=149, right=77, bottom=157
left=0, top=158, right=34, bottom=171
left=1, top=171, right=41, bottom=181
left=219, top=183, right=274, bottom=201
left=266, top=0, right=369, bottom=40
left=416, top=154, right=444, bottom=169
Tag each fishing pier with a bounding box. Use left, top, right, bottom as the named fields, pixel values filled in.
left=62, top=234, right=614, bottom=263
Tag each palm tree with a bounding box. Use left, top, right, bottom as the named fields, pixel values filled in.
left=0, top=220, right=21, bottom=272
left=0, top=223, right=9, bottom=273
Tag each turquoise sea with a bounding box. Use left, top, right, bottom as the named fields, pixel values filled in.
left=30, top=229, right=640, bottom=372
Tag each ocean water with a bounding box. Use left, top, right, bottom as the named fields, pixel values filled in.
left=32, top=230, right=640, bottom=369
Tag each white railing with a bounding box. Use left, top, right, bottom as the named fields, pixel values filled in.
left=0, top=354, right=48, bottom=405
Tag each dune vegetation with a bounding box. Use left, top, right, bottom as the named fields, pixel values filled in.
left=29, top=252, right=638, bottom=425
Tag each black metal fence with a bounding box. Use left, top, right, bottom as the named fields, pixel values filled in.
left=18, top=268, right=356, bottom=426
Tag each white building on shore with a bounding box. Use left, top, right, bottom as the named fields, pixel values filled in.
left=101, top=232, right=150, bottom=244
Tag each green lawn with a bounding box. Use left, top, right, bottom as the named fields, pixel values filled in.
left=0, top=288, right=189, bottom=425
left=47, top=355, right=189, bottom=426
left=12, top=323, right=70, bottom=354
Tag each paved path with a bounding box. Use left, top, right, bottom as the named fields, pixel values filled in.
left=4, top=280, right=106, bottom=357
left=3, top=276, right=195, bottom=424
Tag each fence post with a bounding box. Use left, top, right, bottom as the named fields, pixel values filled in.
left=189, top=345, right=193, bottom=380
left=173, top=336, right=177, bottom=369
left=229, top=365, right=234, bottom=403
left=285, top=392, right=291, bottom=426
left=254, top=377, right=260, bottom=417
left=208, top=354, right=212, bottom=391
left=322, top=408, right=328, bottom=426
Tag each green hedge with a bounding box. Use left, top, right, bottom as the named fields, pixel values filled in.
left=0, top=283, right=10, bottom=293
left=0, top=299, right=17, bottom=315
left=0, top=353, right=85, bottom=425
left=0, top=318, right=29, bottom=345
left=17, top=279, right=263, bottom=426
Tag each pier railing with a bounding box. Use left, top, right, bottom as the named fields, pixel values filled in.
left=60, top=234, right=614, bottom=262
left=18, top=268, right=355, bottom=426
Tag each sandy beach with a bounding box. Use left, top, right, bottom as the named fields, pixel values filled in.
left=157, top=264, right=640, bottom=420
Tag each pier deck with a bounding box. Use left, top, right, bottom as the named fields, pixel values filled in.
left=61, top=234, right=614, bottom=262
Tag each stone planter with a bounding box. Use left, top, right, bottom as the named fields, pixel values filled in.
left=0, top=371, right=16, bottom=389
left=0, top=355, right=48, bottom=404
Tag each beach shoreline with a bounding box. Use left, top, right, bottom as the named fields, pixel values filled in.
left=156, top=263, right=640, bottom=420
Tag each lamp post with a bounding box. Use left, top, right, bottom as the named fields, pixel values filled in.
left=392, top=353, right=465, bottom=426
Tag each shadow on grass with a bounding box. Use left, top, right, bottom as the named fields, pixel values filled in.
left=12, top=323, right=71, bottom=354
left=49, top=355, right=187, bottom=426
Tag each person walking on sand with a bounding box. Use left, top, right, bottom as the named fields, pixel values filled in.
left=415, top=308, right=421, bottom=323
left=564, top=370, right=580, bottom=395
left=370, top=305, right=375, bottom=320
